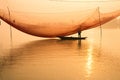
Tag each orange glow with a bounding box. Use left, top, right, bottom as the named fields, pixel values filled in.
left=2, top=0, right=119, bottom=12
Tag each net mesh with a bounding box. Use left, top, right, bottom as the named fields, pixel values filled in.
left=0, top=0, right=120, bottom=37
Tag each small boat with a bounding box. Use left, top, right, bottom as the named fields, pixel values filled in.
left=59, top=36, right=87, bottom=40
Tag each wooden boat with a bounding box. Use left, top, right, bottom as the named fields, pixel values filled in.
left=0, top=1, right=120, bottom=39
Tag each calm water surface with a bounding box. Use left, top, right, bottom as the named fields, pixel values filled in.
left=1, top=21, right=120, bottom=80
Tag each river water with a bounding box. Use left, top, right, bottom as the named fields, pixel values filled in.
left=0, top=19, right=120, bottom=80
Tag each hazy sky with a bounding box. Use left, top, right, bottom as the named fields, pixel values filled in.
left=0, top=0, right=120, bottom=13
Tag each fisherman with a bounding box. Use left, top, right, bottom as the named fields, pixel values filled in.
left=0, top=20, right=1, bottom=25
left=78, top=31, right=81, bottom=38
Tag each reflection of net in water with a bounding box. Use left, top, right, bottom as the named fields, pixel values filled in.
left=0, top=0, right=120, bottom=37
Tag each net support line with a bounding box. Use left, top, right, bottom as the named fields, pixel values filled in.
left=98, top=6, right=103, bottom=55
left=7, top=6, right=13, bottom=46
left=98, top=7, right=102, bottom=39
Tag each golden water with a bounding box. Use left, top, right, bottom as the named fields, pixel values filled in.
left=0, top=20, right=120, bottom=80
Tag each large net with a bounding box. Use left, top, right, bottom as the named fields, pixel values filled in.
left=0, top=0, right=120, bottom=37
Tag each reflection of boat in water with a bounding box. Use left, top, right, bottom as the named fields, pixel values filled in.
left=0, top=39, right=95, bottom=67
left=0, top=1, right=120, bottom=38
left=0, top=39, right=100, bottom=80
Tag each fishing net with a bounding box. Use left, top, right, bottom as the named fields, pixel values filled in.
left=0, top=0, right=120, bottom=37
